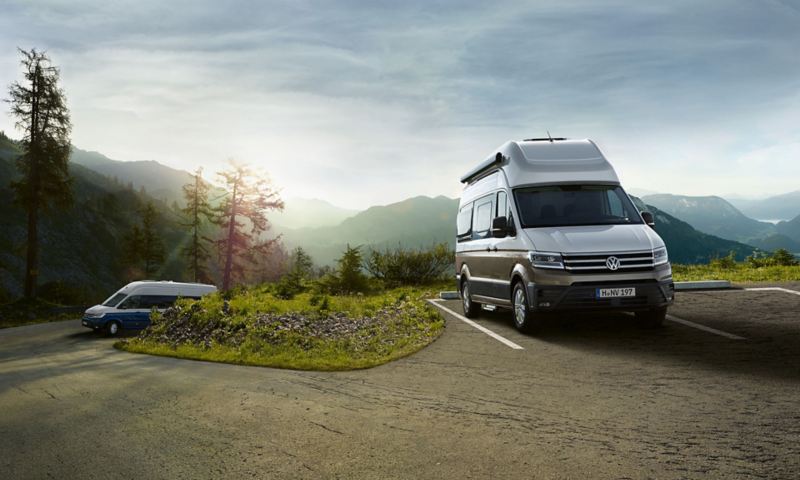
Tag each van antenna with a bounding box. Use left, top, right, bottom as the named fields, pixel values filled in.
left=547, top=131, right=553, bottom=142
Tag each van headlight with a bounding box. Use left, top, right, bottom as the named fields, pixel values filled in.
left=653, top=246, right=669, bottom=266
left=528, top=251, right=565, bottom=270
left=85, top=312, right=105, bottom=318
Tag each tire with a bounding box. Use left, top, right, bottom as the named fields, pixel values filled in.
left=636, top=307, right=667, bottom=329
left=105, top=320, right=122, bottom=337
left=512, top=282, right=540, bottom=333
left=461, top=279, right=479, bottom=318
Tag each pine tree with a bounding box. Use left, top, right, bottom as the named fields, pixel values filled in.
left=122, top=225, right=144, bottom=273
left=336, top=244, right=368, bottom=293
left=213, top=161, right=283, bottom=290
left=122, top=202, right=165, bottom=279
left=180, top=168, right=213, bottom=282
left=140, top=202, right=165, bottom=278
left=289, top=247, right=315, bottom=280
left=7, top=48, right=72, bottom=298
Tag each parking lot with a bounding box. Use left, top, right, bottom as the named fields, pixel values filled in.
left=1, top=284, right=799, bottom=479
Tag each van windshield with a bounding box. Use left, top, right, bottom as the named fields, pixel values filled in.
left=102, top=292, right=127, bottom=307
left=514, top=185, right=643, bottom=228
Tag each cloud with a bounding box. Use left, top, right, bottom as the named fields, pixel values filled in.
left=1, top=0, right=799, bottom=208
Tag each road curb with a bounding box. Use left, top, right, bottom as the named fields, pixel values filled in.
left=675, top=280, right=732, bottom=291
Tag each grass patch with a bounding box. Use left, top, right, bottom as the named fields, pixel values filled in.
left=116, top=285, right=446, bottom=371
left=672, top=264, right=800, bottom=283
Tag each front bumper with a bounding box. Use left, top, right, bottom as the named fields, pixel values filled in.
left=81, top=316, right=105, bottom=329
left=527, top=279, right=674, bottom=312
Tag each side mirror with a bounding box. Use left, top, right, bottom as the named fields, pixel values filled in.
left=641, top=211, right=655, bottom=229
left=491, top=216, right=508, bottom=238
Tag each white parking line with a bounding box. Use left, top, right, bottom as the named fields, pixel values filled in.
left=427, top=299, right=524, bottom=350
left=744, top=287, right=800, bottom=297
left=665, top=314, right=746, bottom=340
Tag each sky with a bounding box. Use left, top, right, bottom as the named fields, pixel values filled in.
left=1, top=0, right=799, bottom=209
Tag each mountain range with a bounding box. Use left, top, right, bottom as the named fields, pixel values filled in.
left=70, top=146, right=195, bottom=206
left=728, top=191, right=800, bottom=221
left=1, top=132, right=799, bottom=301
left=642, top=194, right=800, bottom=252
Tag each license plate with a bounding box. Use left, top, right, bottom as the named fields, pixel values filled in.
left=596, top=287, right=636, bottom=298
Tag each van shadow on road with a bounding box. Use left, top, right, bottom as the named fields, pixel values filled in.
left=462, top=305, right=800, bottom=383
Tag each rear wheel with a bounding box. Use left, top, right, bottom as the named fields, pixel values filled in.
left=461, top=280, right=479, bottom=318
left=512, top=282, right=540, bottom=333
left=105, top=320, right=122, bottom=337
left=636, top=307, right=667, bottom=329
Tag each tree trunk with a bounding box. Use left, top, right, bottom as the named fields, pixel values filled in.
left=222, top=180, right=238, bottom=291
left=23, top=65, right=40, bottom=299
left=23, top=204, right=39, bottom=298
left=192, top=173, right=199, bottom=283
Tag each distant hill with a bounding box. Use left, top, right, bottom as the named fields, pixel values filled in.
left=631, top=197, right=756, bottom=263
left=642, top=194, right=778, bottom=244
left=750, top=234, right=800, bottom=253
left=70, top=146, right=195, bottom=205
left=729, top=190, right=800, bottom=221
left=272, top=197, right=358, bottom=229
left=776, top=215, right=800, bottom=244
left=281, top=195, right=457, bottom=265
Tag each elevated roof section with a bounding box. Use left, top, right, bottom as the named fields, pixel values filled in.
left=460, top=138, right=620, bottom=187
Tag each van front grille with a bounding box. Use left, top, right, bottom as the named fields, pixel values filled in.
left=562, top=251, right=654, bottom=274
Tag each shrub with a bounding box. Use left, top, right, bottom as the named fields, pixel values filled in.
left=365, top=243, right=454, bottom=286
left=771, top=248, right=799, bottom=266
left=709, top=251, right=737, bottom=270
left=273, top=247, right=317, bottom=299
left=316, top=244, right=369, bottom=295
left=37, top=281, right=92, bottom=305
left=746, top=248, right=799, bottom=268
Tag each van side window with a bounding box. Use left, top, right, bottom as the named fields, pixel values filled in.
left=472, top=195, right=495, bottom=239
left=457, top=203, right=474, bottom=242
left=120, top=295, right=178, bottom=309
left=120, top=295, right=142, bottom=309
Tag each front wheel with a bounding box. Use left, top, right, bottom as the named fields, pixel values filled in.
left=636, top=307, right=667, bottom=329
left=461, top=280, right=479, bottom=318
left=105, top=320, right=122, bottom=337
left=512, top=282, right=540, bottom=333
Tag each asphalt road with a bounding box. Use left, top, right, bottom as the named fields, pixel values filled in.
left=2, top=284, right=799, bottom=479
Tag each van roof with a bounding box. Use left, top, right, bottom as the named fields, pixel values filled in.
left=123, top=281, right=216, bottom=289
left=460, top=138, right=620, bottom=187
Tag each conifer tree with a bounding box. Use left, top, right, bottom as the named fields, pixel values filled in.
left=180, top=168, right=213, bottom=282
left=123, top=202, right=165, bottom=279
left=141, top=202, right=165, bottom=278
left=7, top=48, right=72, bottom=298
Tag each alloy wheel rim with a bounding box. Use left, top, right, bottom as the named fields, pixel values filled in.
left=514, top=289, right=526, bottom=326
left=110, top=323, right=118, bottom=334
left=462, top=284, right=470, bottom=312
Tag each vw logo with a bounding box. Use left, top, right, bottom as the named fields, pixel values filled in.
left=605, top=256, right=620, bottom=271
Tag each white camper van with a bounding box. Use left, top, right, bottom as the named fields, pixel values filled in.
left=82, top=281, right=217, bottom=336
left=455, top=138, right=674, bottom=332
